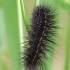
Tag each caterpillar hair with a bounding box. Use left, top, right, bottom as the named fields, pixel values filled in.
left=22, top=4, right=58, bottom=70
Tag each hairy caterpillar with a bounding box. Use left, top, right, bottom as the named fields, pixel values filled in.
left=22, top=4, right=58, bottom=70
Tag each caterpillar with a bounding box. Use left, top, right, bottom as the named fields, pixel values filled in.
left=22, top=4, right=58, bottom=70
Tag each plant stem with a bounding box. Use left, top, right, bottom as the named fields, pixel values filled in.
left=64, top=13, right=70, bottom=70
left=20, top=0, right=29, bottom=30
left=34, top=0, right=44, bottom=6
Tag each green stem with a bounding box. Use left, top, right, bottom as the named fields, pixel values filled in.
left=34, top=0, right=44, bottom=7
left=20, top=0, right=29, bottom=30
left=64, top=13, right=70, bottom=70
left=34, top=0, right=40, bottom=6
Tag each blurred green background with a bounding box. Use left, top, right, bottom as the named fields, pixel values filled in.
left=0, top=0, right=70, bottom=70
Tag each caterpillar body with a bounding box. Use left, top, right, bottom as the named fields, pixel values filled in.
left=23, top=5, right=58, bottom=70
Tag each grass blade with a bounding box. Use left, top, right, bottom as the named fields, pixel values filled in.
left=20, top=0, right=29, bottom=30
left=2, top=0, right=22, bottom=70
left=64, top=14, right=70, bottom=70
left=34, top=0, right=44, bottom=6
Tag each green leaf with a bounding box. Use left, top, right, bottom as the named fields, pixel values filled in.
left=2, top=0, right=22, bottom=70
left=53, top=0, right=70, bottom=13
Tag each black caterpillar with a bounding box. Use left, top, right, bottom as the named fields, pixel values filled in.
left=23, top=5, right=58, bottom=70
